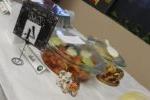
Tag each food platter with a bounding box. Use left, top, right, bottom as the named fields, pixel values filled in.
left=96, top=65, right=124, bottom=87
left=40, top=28, right=126, bottom=96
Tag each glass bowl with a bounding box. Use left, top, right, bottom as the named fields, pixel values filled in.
left=41, top=29, right=107, bottom=82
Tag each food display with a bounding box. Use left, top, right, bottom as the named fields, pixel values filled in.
left=96, top=64, right=124, bottom=86
left=9, top=0, right=146, bottom=98
left=42, top=47, right=91, bottom=82
left=41, top=29, right=126, bottom=96
left=42, top=34, right=107, bottom=80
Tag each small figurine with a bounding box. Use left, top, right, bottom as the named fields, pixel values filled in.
left=56, top=70, right=80, bottom=97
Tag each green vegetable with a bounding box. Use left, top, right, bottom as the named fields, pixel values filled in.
left=82, top=57, right=94, bottom=67
left=49, top=37, right=62, bottom=46
left=80, top=50, right=92, bottom=58
left=66, top=47, right=77, bottom=56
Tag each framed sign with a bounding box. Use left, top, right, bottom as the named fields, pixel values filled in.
left=13, top=1, right=58, bottom=49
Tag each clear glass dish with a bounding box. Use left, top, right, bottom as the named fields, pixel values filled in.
left=41, top=29, right=107, bottom=82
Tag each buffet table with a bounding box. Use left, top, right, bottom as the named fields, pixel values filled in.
left=0, top=2, right=149, bottom=100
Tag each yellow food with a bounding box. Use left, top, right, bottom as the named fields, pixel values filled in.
left=119, top=91, right=149, bottom=100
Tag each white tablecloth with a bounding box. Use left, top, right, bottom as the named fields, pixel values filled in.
left=0, top=2, right=149, bottom=100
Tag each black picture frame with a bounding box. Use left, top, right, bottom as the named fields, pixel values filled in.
left=13, top=1, right=58, bottom=49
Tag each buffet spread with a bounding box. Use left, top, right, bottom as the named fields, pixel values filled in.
left=12, top=1, right=128, bottom=97
left=0, top=0, right=149, bottom=99
left=41, top=29, right=126, bottom=96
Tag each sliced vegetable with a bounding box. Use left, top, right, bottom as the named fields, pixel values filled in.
left=80, top=50, right=92, bottom=58
left=82, top=57, right=94, bottom=67
left=66, top=47, right=78, bottom=56
left=49, top=37, right=62, bottom=46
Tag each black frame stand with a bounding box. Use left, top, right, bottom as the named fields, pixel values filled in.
left=12, top=30, right=30, bottom=66
left=11, top=42, right=27, bottom=65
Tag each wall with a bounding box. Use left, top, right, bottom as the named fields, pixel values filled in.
left=60, top=0, right=150, bottom=89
